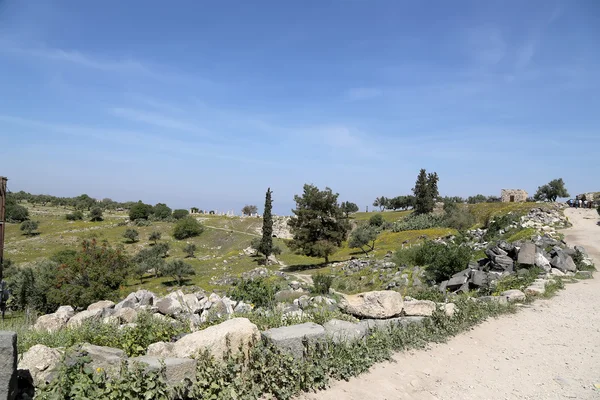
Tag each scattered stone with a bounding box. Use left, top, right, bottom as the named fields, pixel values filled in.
left=534, top=252, right=551, bottom=272
left=339, top=291, right=404, bottom=319
left=322, top=319, right=367, bottom=343
left=67, top=308, right=104, bottom=328
left=18, top=345, right=62, bottom=387
left=80, top=343, right=126, bottom=376
left=359, top=316, right=425, bottom=331
left=478, top=296, right=508, bottom=305
left=262, top=322, right=325, bottom=358
left=147, top=342, right=174, bottom=358
left=87, top=300, right=115, bottom=312
left=129, top=356, right=197, bottom=386
left=550, top=268, right=565, bottom=277
left=170, top=318, right=260, bottom=359
left=55, top=306, right=75, bottom=320
left=34, top=314, right=68, bottom=333
left=517, top=243, right=536, bottom=266
left=550, top=249, right=577, bottom=273
left=575, top=271, right=593, bottom=279
left=470, top=270, right=489, bottom=287
left=446, top=275, right=468, bottom=290
left=155, top=297, right=183, bottom=317
left=403, top=300, right=436, bottom=317
left=114, top=307, right=137, bottom=324
left=443, top=303, right=457, bottom=317
left=501, top=289, right=526, bottom=302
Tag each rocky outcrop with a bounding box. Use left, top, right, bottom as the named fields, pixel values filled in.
left=67, top=308, right=104, bottom=328
left=339, top=291, right=404, bottom=319
left=402, top=300, right=436, bottom=317
left=80, top=343, right=126, bottom=376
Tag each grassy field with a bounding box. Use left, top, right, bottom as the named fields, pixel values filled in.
left=4, top=202, right=545, bottom=295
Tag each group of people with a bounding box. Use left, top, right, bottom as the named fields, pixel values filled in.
left=567, top=197, right=596, bottom=209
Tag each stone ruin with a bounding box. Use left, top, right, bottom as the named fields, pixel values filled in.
left=501, top=189, right=528, bottom=203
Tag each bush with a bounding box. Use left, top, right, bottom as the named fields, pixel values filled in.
left=229, top=278, right=277, bottom=308
left=368, top=214, right=385, bottom=227
left=173, top=217, right=204, bottom=240
left=162, top=260, right=195, bottom=285
left=6, top=197, right=29, bottom=222
left=172, top=209, right=189, bottom=220
left=483, top=213, right=520, bottom=241
left=392, top=213, right=445, bottom=232
left=134, top=219, right=152, bottom=227
left=313, top=274, right=334, bottom=294
left=89, top=207, right=103, bottom=222
left=149, top=231, right=161, bottom=244
left=43, top=240, right=130, bottom=310
left=123, top=229, right=139, bottom=243
left=129, top=202, right=152, bottom=221
left=444, top=205, right=476, bottom=231
left=66, top=211, right=84, bottom=221
left=20, top=220, right=39, bottom=236
left=403, top=240, right=472, bottom=283
left=184, top=243, right=197, bottom=258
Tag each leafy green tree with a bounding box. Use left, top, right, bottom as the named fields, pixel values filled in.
left=123, top=229, right=139, bottom=243
left=5, top=196, right=29, bottom=222
left=152, top=203, right=172, bottom=220
left=228, top=278, right=276, bottom=308
left=340, top=201, right=359, bottom=217
left=467, top=194, right=487, bottom=204
left=20, top=220, right=39, bottom=236
left=486, top=195, right=501, bottom=203
left=184, top=243, right=197, bottom=258
left=533, top=178, right=570, bottom=202
left=66, top=210, right=84, bottom=221
left=415, top=241, right=472, bottom=283
left=369, top=214, right=385, bottom=227
left=372, top=196, right=387, bottom=211
left=413, top=169, right=439, bottom=214
left=288, top=184, right=350, bottom=263
left=241, top=205, right=258, bottom=216
left=5, top=260, right=58, bottom=314
left=89, top=207, right=103, bottom=222
left=162, top=260, right=195, bottom=285
left=132, top=255, right=165, bottom=284
left=149, top=231, right=161, bottom=245
left=172, top=209, right=189, bottom=220
left=45, top=239, right=130, bottom=309
left=153, top=242, right=170, bottom=258
left=129, top=201, right=152, bottom=221
left=173, top=217, right=204, bottom=240
left=348, top=225, right=378, bottom=255
left=253, top=188, right=281, bottom=262
left=75, top=194, right=96, bottom=211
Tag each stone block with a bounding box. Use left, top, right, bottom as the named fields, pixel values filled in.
left=0, top=332, right=17, bottom=400
left=262, top=323, right=325, bottom=359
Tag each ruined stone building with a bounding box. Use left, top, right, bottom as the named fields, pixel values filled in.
left=501, top=189, right=528, bottom=203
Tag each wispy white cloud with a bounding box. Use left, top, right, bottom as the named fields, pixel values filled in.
left=345, top=87, right=383, bottom=101
left=110, top=107, right=206, bottom=134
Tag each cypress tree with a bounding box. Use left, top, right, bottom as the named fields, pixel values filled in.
left=413, top=169, right=430, bottom=214
left=258, top=188, right=278, bottom=262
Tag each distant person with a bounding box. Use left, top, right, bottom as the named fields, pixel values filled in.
left=575, top=199, right=578, bottom=208
left=579, top=199, right=583, bottom=208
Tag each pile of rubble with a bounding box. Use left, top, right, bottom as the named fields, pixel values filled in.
left=440, top=237, right=594, bottom=294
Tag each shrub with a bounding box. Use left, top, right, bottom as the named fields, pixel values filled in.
left=173, top=217, right=204, bottom=240
left=152, top=203, right=172, bottom=220
left=66, top=211, right=84, bottom=221
left=134, top=219, right=152, bottom=227
left=572, top=249, right=595, bottom=271
left=312, top=273, right=334, bottom=294
left=444, top=205, right=476, bottom=231
left=129, top=202, right=152, bottom=221
left=392, top=213, right=445, bottom=232
left=184, top=243, right=197, bottom=258
left=20, top=220, right=39, bottom=236
left=348, top=225, right=377, bottom=255
left=172, top=209, right=189, bottom=220
left=89, top=207, right=103, bottom=222
left=368, top=214, right=385, bottom=227
left=44, top=240, right=131, bottom=310
left=123, top=229, right=139, bottom=243
left=162, top=259, right=195, bottom=285
left=229, top=278, right=277, bottom=308
left=412, top=241, right=472, bottom=283
left=483, top=213, right=520, bottom=240
left=149, top=231, right=161, bottom=245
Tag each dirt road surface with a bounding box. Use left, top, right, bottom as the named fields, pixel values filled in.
left=298, top=208, right=600, bottom=400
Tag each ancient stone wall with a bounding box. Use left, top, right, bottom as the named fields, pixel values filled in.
left=501, top=189, right=528, bottom=203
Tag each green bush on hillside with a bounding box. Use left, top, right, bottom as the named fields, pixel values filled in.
left=229, top=278, right=277, bottom=308
left=65, top=211, right=84, bottom=221
left=312, top=273, right=334, bottom=294
left=392, top=213, right=445, bottom=232
left=173, top=217, right=204, bottom=240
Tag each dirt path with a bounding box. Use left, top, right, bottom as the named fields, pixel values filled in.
left=298, top=208, right=600, bottom=400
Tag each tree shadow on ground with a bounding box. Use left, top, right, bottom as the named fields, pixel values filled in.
left=280, top=262, right=329, bottom=272
left=161, top=279, right=193, bottom=287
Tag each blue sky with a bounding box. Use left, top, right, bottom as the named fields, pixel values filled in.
left=0, top=0, right=598, bottom=215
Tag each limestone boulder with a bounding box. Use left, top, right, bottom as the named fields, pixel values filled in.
left=403, top=300, right=436, bottom=317
left=87, top=300, right=115, bottom=312
left=534, top=252, right=551, bottom=272
left=129, top=356, right=196, bottom=386
left=80, top=343, right=126, bottom=376
left=516, top=243, right=536, bottom=267
left=55, top=306, right=75, bottom=321
left=147, top=342, right=174, bottom=357
left=155, top=297, right=183, bottom=317
left=262, top=323, right=325, bottom=358
left=500, top=289, right=526, bottom=302
left=66, top=308, right=103, bottom=328
left=114, top=307, right=138, bottom=324
left=18, top=345, right=62, bottom=387
left=170, top=318, right=260, bottom=359
left=322, top=319, right=367, bottom=343
left=339, top=291, right=404, bottom=319
left=34, top=314, right=67, bottom=333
